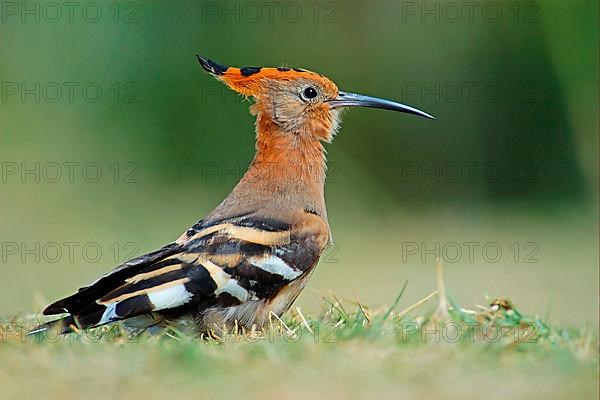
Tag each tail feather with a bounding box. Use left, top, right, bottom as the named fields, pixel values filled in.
left=29, top=303, right=126, bottom=336
left=27, top=315, right=77, bottom=336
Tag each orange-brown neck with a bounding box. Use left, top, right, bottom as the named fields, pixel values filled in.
left=254, top=118, right=327, bottom=196
left=208, top=113, right=329, bottom=221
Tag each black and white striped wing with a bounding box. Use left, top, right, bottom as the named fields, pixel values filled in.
left=42, top=211, right=329, bottom=330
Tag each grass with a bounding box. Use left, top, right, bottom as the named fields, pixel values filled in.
left=1, top=262, right=597, bottom=400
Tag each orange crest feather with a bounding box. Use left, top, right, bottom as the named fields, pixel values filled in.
left=197, top=56, right=337, bottom=97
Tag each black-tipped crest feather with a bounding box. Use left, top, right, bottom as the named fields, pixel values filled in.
left=196, top=55, right=228, bottom=75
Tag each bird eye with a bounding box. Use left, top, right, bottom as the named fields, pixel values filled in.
left=301, top=86, right=319, bottom=101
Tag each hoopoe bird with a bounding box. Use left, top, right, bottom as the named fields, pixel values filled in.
left=32, top=56, right=434, bottom=335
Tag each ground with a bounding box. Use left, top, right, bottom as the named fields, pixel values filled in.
left=1, top=271, right=597, bottom=400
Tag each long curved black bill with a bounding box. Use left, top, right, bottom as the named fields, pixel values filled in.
left=328, top=91, right=435, bottom=120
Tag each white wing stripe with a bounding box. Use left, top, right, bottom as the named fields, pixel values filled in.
left=147, top=284, right=193, bottom=310
left=201, top=259, right=251, bottom=302
left=215, top=280, right=251, bottom=302
left=251, top=255, right=302, bottom=280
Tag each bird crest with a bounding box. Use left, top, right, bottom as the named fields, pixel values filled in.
left=196, top=55, right=339, bottom=98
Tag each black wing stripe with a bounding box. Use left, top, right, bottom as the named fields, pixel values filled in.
left=190, top=211, right=255, bottom=231
left=75, top=303, right=109, bottom=328
left=233, top=217, right=291, bottom=232
left=114, top=295, right=154, bottom=319
left=124, top=263, right=183, bottom=285
left=127, top=257, right=182, bottom=277
left=183, top=265, right=218, bottom=297
left=189, top=212, right=290, bottom=233
left=202, top=238, right=269, bottom=256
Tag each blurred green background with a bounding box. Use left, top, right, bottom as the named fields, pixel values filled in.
left=0, top=0, right=597, bottom=326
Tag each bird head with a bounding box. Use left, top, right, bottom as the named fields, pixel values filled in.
left=197, top=56, right=434, bottom=144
